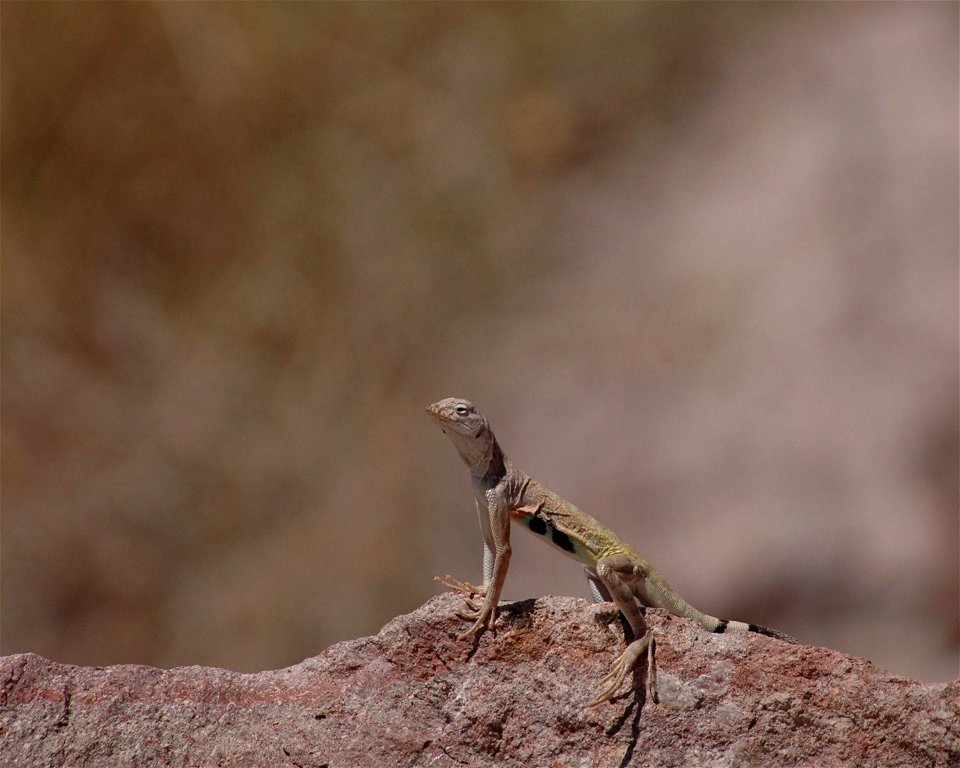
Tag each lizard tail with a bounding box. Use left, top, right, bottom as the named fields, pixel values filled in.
left=646, top=575, right=799, bottom=644
left=709, top=617, right=799, bottom=644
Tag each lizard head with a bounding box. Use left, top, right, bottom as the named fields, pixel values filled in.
left=426, top=398, right=502, bottom=477
left=425, top=397, right=488, bottom=437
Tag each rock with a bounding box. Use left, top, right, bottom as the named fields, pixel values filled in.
left=2, top=593, right=957, bottom=767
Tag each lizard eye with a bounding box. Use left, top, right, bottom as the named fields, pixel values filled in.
left=454, top=405, right=470, bottom=416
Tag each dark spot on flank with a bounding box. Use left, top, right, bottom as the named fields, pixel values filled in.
left=713, top=619, right=729, bottom=633
left=528, top=517, right=547, bottom=535
left=550, top=527, right=576, bottom=553
left=748, top=623, right=761, bottom=633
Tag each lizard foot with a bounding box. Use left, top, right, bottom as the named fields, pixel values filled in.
left=434, top=574, right=486, bottom=599
left=587, top=631, right=657, bottom=707
left=435, top=575, right=498, bottom=638
left=452, top=600, right=499, bottom=640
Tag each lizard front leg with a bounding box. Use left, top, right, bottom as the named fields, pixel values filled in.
left=436, top=500, right=493, bottom=608
left=587, top=554, right=658, bottom=707
left=450, top=491, right=511, bottom=640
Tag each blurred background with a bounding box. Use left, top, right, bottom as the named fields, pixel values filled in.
left=2, top=3, right=957, bottom=683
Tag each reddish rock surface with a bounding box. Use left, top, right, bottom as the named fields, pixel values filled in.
left=2, top=593, right=957, bottom=767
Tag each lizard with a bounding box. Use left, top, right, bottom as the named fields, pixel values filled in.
left=426, top=396, right=798, bottom=706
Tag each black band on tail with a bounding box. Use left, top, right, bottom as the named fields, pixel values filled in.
left=749, top=623, right=800, bottom=644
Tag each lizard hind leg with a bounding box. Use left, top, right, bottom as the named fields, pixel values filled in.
left=589, top=631, right=656, bottom=707
left=584, top=566, right=612, bottom=604
left=587, top=554, right=659, bottom=707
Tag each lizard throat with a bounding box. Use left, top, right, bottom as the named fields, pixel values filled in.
left=450, top=427, right=505, bottom=482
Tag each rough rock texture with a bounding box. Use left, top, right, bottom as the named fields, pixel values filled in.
left=2, top=594, right=957, bottom=768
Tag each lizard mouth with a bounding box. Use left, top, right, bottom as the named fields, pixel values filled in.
left=425, top=404, right=455, bottom=425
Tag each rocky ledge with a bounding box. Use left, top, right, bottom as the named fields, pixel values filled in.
left=2, top=593, right=957, bottom=767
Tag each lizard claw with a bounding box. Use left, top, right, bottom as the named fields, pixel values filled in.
left=456, top=618, right=487, bottom=641
left=587, top=632, right=657, bottom=707
left=437, top=575, right=499, bottom=638
left=436, top=575, right=486, bottom=614
left=454, top=598, right=484, bottom=620
left=588, top=652, right=632, bottom=706
left=435, top=574, right=486, bottom=599
left=453, top=601, right=498, bottom=639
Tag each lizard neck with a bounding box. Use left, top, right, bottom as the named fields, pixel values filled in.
left=478, top=434, right=507, bottom=485
left=450, top=425, right=506, bottom=483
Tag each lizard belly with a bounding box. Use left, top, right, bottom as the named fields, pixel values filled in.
left=511, top=508, right=596, bottom=566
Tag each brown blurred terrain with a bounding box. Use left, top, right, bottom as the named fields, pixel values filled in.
left=2, top=3, right=957, bottom=682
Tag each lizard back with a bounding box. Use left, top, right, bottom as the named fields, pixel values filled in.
left=510, top=477, right=639, bottom=568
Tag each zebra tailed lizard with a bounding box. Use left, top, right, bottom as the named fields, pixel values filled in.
left=427, top=397, right=798, bottom=706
